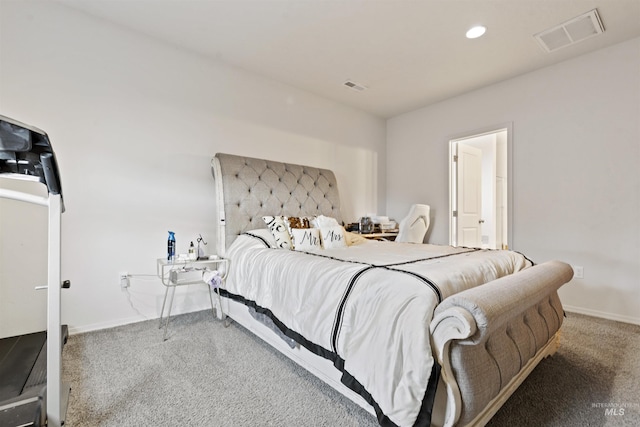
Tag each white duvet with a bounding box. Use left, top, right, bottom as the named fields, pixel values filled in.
left=224, top=230, right=532, bottom=427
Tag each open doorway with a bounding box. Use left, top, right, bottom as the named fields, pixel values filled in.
left=449, top=125, right=512, bottom=249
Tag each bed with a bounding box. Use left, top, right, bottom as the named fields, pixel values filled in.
left=210, top=152, right=573, bottom=427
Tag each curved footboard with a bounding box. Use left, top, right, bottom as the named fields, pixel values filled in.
left=430, top=260, right=574, bottom=426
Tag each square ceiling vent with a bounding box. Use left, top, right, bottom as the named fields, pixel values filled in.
left=535, top=9, right=605, bottom=53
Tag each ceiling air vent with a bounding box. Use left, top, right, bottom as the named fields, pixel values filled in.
left=534, top=9, right=604, bottom=53
left=343, top=80, right=367, bottom=92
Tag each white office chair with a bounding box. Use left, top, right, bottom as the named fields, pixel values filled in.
left=396, top=204, right=430, bottom=243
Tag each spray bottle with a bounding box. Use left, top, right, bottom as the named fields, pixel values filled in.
left=167, top=231, right=176, bottom=262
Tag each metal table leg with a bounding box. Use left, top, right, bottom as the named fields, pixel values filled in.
left=159, top=284, right=170, bottom=329
left=162, top=285, right=177, bottom=341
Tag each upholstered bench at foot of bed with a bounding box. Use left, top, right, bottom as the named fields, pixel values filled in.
left=430, top=260, right=574, bottom=427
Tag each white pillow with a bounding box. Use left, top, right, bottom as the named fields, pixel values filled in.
left=262, top=216, right=293, bottom=249
left=291, top=228, right=322, bottom=251
left=244, top=228, right=277, bottom=247
left=311, top=215, right=340, bottom=229
left=320, top=225, right=347, bottom=249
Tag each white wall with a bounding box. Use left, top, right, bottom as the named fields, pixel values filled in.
left=0, top=1, right=386, bottom=336
left=387, top=37, right=640, bottom=324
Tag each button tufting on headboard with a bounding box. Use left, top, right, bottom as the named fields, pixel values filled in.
left=211, top=153, right=342, bottom=255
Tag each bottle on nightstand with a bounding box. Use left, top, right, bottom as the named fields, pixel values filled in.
left=188, top=241, right=197, bottom=260
left=167, top=231, right=176, bottom=262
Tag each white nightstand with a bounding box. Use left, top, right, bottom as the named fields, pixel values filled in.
left=156, top=257, right=229, bottom=340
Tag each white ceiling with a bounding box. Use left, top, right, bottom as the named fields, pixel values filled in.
left=57, top=0, right=640, bottom=118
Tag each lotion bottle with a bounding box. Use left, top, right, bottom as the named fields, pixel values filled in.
left=167, top=231, right=176, bottom=262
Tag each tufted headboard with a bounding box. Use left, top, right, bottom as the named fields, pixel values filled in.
left=211, top=153, right=342, bottom=255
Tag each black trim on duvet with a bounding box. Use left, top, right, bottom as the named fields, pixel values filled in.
left=331, top=265, right=376, bottom=353
left=339, top=363, right=440, bottom=427
left=383, top=267, right=443, bottom=303
left=329, top=265, right=442, bottom=358
left=242, top=231, right=272, bottom=248
left=217, top=288, right=440, bottom=427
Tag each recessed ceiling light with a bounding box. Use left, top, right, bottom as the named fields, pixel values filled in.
left=466, top=25, right=487, bottom=39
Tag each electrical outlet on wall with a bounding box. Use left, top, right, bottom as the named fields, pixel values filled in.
left=120, top=272, right=130, bottom=289
left=573, top=266, right=584, bottom=279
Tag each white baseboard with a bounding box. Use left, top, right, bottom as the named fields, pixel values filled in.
left=68, top=291, right=214, bottom=335
left=563, top=305, right=640, bottom=326
left=67, top=315, right=152, bottom=335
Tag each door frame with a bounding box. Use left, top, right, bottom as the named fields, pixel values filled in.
left=448, top=122, right=514, bottom=249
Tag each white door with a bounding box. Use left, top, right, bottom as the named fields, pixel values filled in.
left=457, top=143, right=482, bottom=247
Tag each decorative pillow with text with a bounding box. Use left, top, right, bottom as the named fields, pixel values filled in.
left=291, top=228, right=322, bottom=251
left=320, top=225, right=347, bottom=249
left=262, top=215, right=293, bottom=249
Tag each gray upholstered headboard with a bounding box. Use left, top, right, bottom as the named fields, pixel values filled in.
left=211, top=153, right=342, bottom=255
